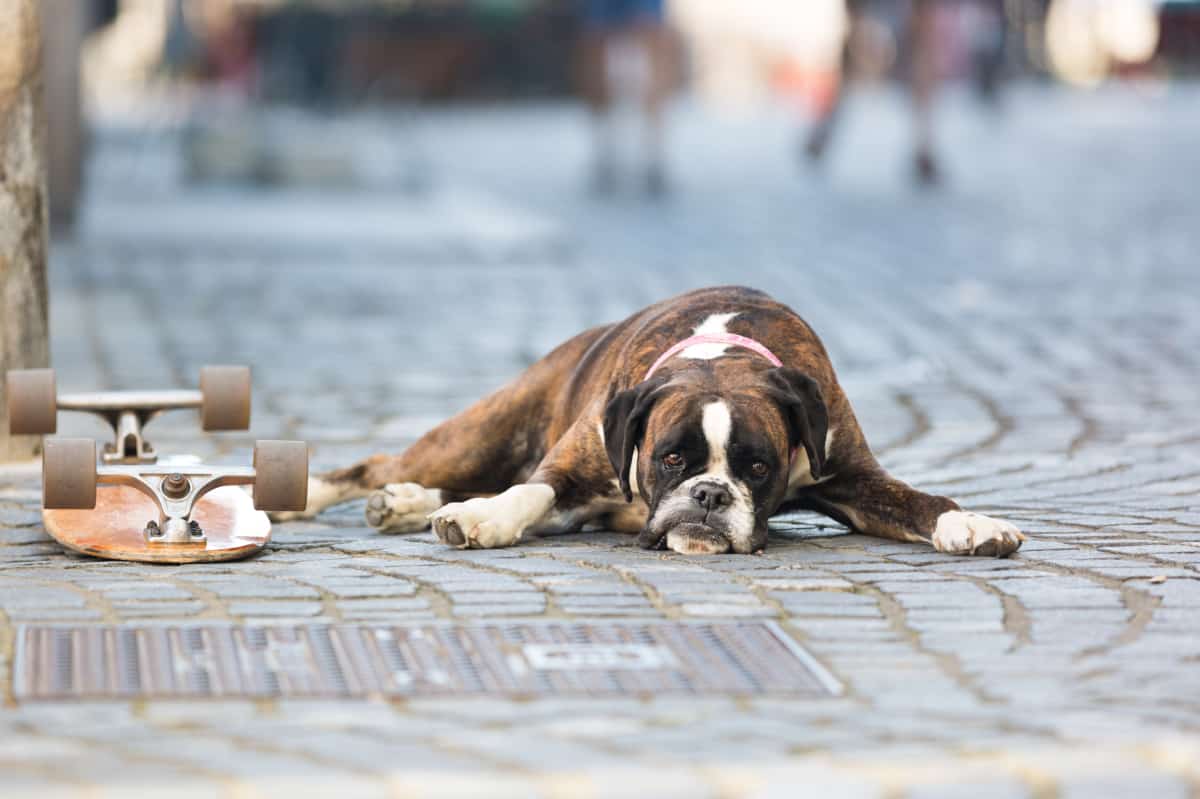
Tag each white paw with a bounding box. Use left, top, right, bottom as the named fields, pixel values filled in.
left=429, top=499, right=522, bottom=549
left=268, top=508, right=316, bottom=522
left=933, top=511, right=1025, bottom=557
left=365, top=483, right=442, bottom=534
left=429, top=485, right=555, bottom=550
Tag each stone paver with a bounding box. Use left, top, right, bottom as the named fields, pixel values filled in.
left=2, top=85, right=1200, bottom=796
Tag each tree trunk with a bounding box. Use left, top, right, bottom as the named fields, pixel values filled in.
left=0, top=0, right=50, bottom=461
left=42, top=0, right=86, bottom=229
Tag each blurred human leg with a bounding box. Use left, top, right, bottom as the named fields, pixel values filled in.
left=578, top=0, right=671, bottom=195
left=580, top=1, right=619, bottom=193
left=634, top=9, right=672, bottom=195
left=909, top=0, right=941, bottom=184
left=805, top=0, right=863, bottom=164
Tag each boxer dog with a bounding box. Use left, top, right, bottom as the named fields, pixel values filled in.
left=282, top=287, right=1024, bottom=556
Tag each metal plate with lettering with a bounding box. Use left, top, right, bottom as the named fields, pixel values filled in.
left=13, top=622, right=840, bottom=700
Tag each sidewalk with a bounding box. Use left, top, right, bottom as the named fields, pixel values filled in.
left=2, top=85, right=1199, bottom=797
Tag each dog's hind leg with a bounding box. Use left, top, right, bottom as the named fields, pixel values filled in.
left=272, top=325, right=613, bottom=526
left=270, top=394, right=547, bottom=525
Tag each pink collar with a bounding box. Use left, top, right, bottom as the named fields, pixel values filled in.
left=645, top=332, right=783, bottom=380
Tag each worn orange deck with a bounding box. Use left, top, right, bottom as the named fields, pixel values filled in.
left=43, top=485, right=270, bottom=564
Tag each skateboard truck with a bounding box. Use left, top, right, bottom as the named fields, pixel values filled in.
left=7, top=367, right=309, bottom=564
left=42, top=438, right=308, bottom=545
left=6, top=366, right=251, bottom=464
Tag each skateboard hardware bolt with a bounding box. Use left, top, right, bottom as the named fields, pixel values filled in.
left=145, top=521, right=162, bottom=538
left=188, top=520, right=203, bottom=538
left=162, top=473, right=191, bottom=499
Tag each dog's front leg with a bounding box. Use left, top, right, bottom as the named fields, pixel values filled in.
left=429, top=484, right=556, bottom=549
left=428, top=415, right=615, bottom=549
left=799, top=469, right=1025, bottom=557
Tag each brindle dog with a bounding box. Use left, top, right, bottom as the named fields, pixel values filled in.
left=280, top=286, right=1024, bottom=556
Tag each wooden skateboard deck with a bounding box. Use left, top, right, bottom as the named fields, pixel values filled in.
left=43, top=485, right=270, bottom=564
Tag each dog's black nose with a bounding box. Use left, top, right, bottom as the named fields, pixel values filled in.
left=690, top=482, right=732, bottom=511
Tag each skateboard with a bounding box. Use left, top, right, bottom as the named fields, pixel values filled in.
left=5, top=367, right=308, bottom=564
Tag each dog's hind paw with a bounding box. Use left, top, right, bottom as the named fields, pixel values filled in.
left=266, top=477, right=343, bottom=522
left=365, top=483, right=442, bottom=534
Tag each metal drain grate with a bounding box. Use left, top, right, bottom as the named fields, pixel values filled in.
left=13, top=622, right=839, bottom=700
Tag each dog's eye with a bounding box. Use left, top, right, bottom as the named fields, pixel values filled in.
left=661, top=453, right=685, bottom=470
left=750, top=461, right=770, bottom=479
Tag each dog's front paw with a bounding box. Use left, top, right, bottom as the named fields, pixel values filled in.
left=365, top=483, right=442, bottom=534
left=428, top=485, right=555, bottom=550
left=430, top=498, right=522, bottom=549
left=933, top=511, right=1025, bottom=557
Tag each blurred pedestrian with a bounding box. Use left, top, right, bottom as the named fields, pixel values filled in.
left=805, top=0, right=943, bottom=185
left=578, top=0, right=674, bottom=196
left=970, top=0, right=1008, bottom=104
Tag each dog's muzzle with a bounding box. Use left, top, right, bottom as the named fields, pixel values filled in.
left=640, top=479, right=754, bottom=555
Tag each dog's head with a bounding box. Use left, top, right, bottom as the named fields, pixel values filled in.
left=603, top=364, right=827, bottom=555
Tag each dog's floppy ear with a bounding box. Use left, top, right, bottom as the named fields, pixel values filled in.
left=603, top=375, right=669, bottom=502
left=765, top=367, right=829, bottom=481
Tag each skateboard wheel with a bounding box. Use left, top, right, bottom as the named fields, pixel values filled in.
left=252, top=440, right=308, bottom=512
left=200, top=365, right=251, bottom=431
left=6, top=369, right=57, bottom=435
left=43, top=438, right=97, bottom=510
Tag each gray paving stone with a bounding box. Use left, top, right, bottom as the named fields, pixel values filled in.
left=5, top=607, right=105, bottom=621
left=0, top=588, right=88, bottom=609
left=0, top=529, right=50, bottom=545
left=451, top=603, right=546, bottom=617
left=555, top=596, right=656, bottom=609
left=226, top=601, right=325, bottom=617
left=445, top=591, right=546, bottom=605
left=680, top=603, right=778, bottom=617
left=0, top=506, right=43, bottom=527
left=108, top=600, right=207, bottom=617
left=182, top=579, right=322, bottom=600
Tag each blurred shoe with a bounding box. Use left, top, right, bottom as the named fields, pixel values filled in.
left=914, top=149, right=941, bottom=187
left=645, top=165, right=669, bottom=199
left=590, top=161, right=618, bottom=197
left=803, top=123, right=832, bottom=166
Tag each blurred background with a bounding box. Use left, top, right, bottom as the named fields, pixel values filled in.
left=31, top=0, right=1200, bottom=467
left=55, top=0, right=1199, bottom=216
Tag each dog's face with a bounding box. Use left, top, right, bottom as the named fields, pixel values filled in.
left=604, top=365, right=827, bottom=555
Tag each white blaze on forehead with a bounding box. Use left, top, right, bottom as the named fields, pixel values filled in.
left=656, top=398, right=757, bottom=553
left=681, top=312, right=739, bottom=360
left=701, top=401, right=732, bottom=473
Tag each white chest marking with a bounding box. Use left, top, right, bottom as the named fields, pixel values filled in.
left=681, top=312, right=739, bottom=360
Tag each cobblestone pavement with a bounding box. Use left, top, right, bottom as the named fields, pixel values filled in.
left=2, top=86, right=1199, bottom=797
